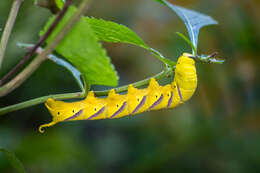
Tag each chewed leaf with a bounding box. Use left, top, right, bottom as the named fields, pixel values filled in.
left=157, top=0, right=218, bottom=55
left=40, top=6, right=118, bottom=87
left=0, top=148, right=26, bottom=173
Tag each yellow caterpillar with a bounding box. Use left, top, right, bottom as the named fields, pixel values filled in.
left=39, top=53, right=197, bottom=132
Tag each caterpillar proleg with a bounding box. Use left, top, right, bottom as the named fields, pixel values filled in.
left=39, top=53, right=197, bottom=132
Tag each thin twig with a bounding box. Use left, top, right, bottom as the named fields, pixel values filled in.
left=0, top=66, right=172, bottom=115
left=0, top=0, right=23, bottom=69
left=0, top=0, right=72, bottom=86
left=0, top=92, right=84, bottom=115
left=0, top=0, right=91, bottom=97
left=95, top=67, right=172, bottom=96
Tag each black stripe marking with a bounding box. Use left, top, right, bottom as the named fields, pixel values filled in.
left=87, top=106, right=105, bottom=120
left=110, top=102, right=127, bottom=119
left=148, top=94, right=163, bottom=110
left=65, top=109, right=83, bottom=121
left=167, top=91, right=173, bottom=108
left=132, top=96, right=146, bottom=114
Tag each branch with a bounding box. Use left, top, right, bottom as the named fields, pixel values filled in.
left=95, top=66, right=172, bottom=96
left=0, top=0, right=91, bottom=97
left=0, top=0, right=23, bottom=68
left=0, top=92, right=84, bottom=115
left=0, top=65, right=173, bottom=115
left=0, top=0, right=72, bottom=86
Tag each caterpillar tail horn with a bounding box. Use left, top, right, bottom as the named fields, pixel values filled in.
left=39, top=121, right=57, bottom=133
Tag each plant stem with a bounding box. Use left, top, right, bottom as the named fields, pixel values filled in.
left=0, top=66, right=173, bottom=115
left=95, top=66, right=172, bottom=96
left=176, top=32, right=197, bottom=56
left=0, top=0, right=90, bottom=97
left=0, top=0, right=72, bottom=86
left=0, top=0, right=23, bottom=69
left=149, top=48, right=176, bottom=67
left=0, top=92, right=84, bottom=115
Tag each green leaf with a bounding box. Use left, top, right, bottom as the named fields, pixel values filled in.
left=85, top=17, right=176, bottom=66
left=154, top=0, right=165, bottom=4
left=156, top=0, right=218, bottom=55
left=0, top=148, right=26, bottom=173
left=55, top=0, right=65, bottom=10
left=86, top=17, right=150, bottom=49
left=40, top=6, right=118, bottom=86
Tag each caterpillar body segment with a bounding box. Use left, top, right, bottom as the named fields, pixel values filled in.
left=39, top=53, right=197, bottom=133
left=174, top=53, right=197, bottom=102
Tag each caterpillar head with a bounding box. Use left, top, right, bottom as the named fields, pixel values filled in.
left=175, top=53, right=197, bottom=93
left=177, top=53, right=195, bottom=65
left=175, top=53, right=196, bottom=78
left=39, top=98, right=84, bottom=133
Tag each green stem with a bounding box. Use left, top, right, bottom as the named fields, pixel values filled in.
left=0, top=65, right=173, bottom=115
left=0, top=92, right=84, bottom=115
left=95, top=66, right=172, bottom=96
left=176, top=32, right=197, bottom=56
left=149, top=48, right=176, bottom=67
left=0, top=0, right=90, bottom=97
left=0, top=0, right=23, bottom=68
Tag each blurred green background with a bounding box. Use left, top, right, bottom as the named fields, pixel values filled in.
left=1, top=0, right=260, bottom=172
